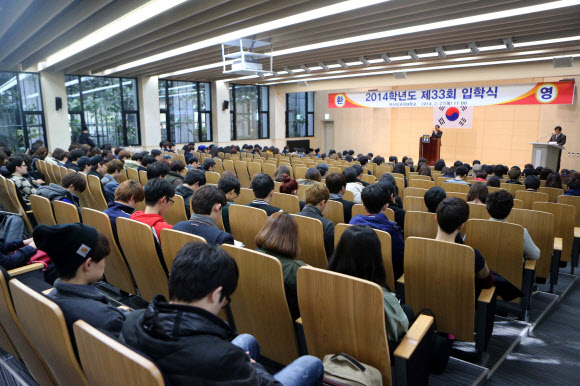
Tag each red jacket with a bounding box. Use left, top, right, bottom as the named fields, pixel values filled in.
left=130, top=211, right=172, bottom=242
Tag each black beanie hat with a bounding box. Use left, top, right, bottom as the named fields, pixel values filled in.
left=33, top=223, right=99, bottom=276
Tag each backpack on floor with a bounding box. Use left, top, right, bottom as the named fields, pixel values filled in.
left=323, top=353, right=382, bottom=386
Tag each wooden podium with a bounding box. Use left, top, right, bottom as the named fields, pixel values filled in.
left=419, top=137, right=441, bottom=166
left=528, top=142, right=564, bottom=170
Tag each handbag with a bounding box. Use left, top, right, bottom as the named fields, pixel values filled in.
left=416, top=309, right=454, bottom=374
left=323, top=353, right=382, bottom=386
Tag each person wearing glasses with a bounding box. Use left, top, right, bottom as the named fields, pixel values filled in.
left=7, top=155, right=38, bottom=204
left=130, top=178, right=174, bottom=242
left=173, top=185, right=234, bottom=246
left=120, top=242, right=324, bottom=386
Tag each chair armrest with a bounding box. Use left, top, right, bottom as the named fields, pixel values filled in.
left=42, top=288, right=52, bottom=295
left=524, top=259, right=537, bottom=271
left=393, top=314, right=434, bottom=360
left=8, top=263, right=44, bottom=276
left=25, top=210, right=33, bottom=215
left=477, top=286, right=496, bottom=304
left=295, top=317, right=302, bottom=326
left=397, top=274, right=404, bottom=285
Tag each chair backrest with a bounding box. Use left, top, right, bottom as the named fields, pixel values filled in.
left=127, top=168, right=139, bottom=182
left=116, top=217, right=169, bottom=301
left=81, top=208, right=137, bottom=294
left=445, top=192, right=468, bottom=200
left=160, top=229, right=206, bottom=271
left=88, top=175, right=108, bottom=211
left=117, top=168, right=128, bottom=184
left=352, top=204, right=395, bottom=221
left=361, top=174, right=376, bottom=184
left=271, top=192, right=300, bottom=214
left=538, top=187, right=565, bottom=203
left=464, top=219, right=524, bottom=290
left=292, top=214, right=328, bottom=268
left=248, top=162, right=262, bottom=179
left=507, top=208, right=555, bottom=279
left=404, top=238, right=475, bottom=342
left=73, top=320, right=164, bottom=386
left=229, top=205, right=267, bottom=250
left=234, top=187, right=255, bottom=205
left=293, top=166, right=307, bottom=180
left=556, top=195, right=580, bottom=227
left=403, top=211, right=438, bottom=241
left=297, top=267, right=392, bottom=385
left=436, top=176, right=451, bottom=187
left=139, top=170, right=149, bottom=185
left=442, top=181, right=470, bottom=194
left=467, top=202, right=489, bottom=220
left=324, top=200, right=345, bottom=225
left=262, top=163, right=276, bottom=178
left=223, top=159, right=235, bottom=174
left=161, top=194, right=187, bottom=225
left=515, top=190, right=549, bottom=210
left=234, top=161, right=251, bottom=189
left=500, top=183, right=525, bottom=196
left=334, top=223, right=395, bottom=290
left=513, top=198, right=524, bottom=209
left=76, top=173, right=96, bottom=209
left=204, top=171, right=220, bottom=184
left=532, top=202, right=575, bottom=262
left=403, top=196, right=427, bottom=212
left=403, top=187, right=428, bottom=198
left=0, top=270, right=55, bottom=385
left=343, top=190, right=355, bottom=202
left=392, top=177, right=405, bottom=199
left=53, top=200, right=80, bottom=224
left=30, top=194, right=56, bottom=226
left=408, top=179, right=434, bottom=190
left=10, top=279, right=89, bottom=386
left=221, top=245, right=299, bottom=365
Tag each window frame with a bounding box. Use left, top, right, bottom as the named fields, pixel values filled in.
left=285, top=91, right=314, bottom=138
left=158, top=80, right=212, bottom=143
left=65, top=74, right=141, bottom=147
left=230, top=83, right=269, bottom=140
left=0, top=70, right=48, bottom=151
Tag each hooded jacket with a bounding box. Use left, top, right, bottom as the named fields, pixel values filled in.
left=104, top=201, right=135, bottom=237
left=166, top=171, right=184, bottom=188
left=130, top=211, right=172, bottom=241
left=36, top=183, right=81, bottom=210
left=124, top=160, right=140, bottom=169
left=349, top=213, right=405, bottom=279
left=120, top=295, right=279, bottom=385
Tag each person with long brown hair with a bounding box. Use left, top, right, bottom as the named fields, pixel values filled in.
left=255, top=212, right=305, bottom=319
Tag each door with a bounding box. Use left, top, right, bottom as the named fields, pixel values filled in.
left=322, top=121, right=334, bottom=153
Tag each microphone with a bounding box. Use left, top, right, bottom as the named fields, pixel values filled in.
left=537, top=133, right=552, bottom=142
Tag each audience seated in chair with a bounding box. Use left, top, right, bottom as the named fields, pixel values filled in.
left=130, top=178, right=174, bottom=241
left=444, top=166, right=471, bottom=186
left=255, top=212, right=306, bottom=320
left=280, top=173, right=306, bottom=211
left=378, top=178, right=406, bottom=230
left=175, top=169, right=206, bottom=218
left=34, top=223, right=126, bottom=345
left=147, top=161, right=170, bottom=180
left=487, top=176, right=501, bottom=188
left=218, top=175, right=241, bottom=234
left=101, top=159, right=124, bottom=203
left=0, top=237, right=40, bottom=270
left=76, top=156, right=91, bottom=174
left=199, top=158, right=216, bottom=174
left=296, top=182, right=335, bottom=258
left=104, top=180, right=145, bottom=238
left=246, top=173, right=282, bottom=216
left=7, top=155, right=38, bottom=204
left=524, top=175, right=540, bottom=191
left=120, top=242, right=323, bottom=385
left=326, top=172, right=355, bottom=223
left=424, top=187, right=463, bottom=244
left=173, top=185, right=234, bottom=246
left=185, top=155, right=199, bottom=171
left=563, top=174, right=580, bottom=197
left=467, top=182, right=488, bottom=205
left=350, top=183, right=405, bottom=280
left=88, top=155, right=108, bottom=181
left=166, top=160, right=186, bottom=188
left=506, top=168, right=522, bottom=185
left=36, top=172, right=86, bottom=213
left=352, top=164, right=369, bottom=187
left=64, top=149, right=84, bottom=171
left=343, top=167, right=363, bottom=204
left=297, top=167, right=321, bottom=186
left=328, top=225, right=410, bottom=346
left=487, top=190, right=540, bottom=261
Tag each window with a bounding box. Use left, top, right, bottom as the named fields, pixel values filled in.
left=159, top=80, right=212, bottom=143
left=286, top=92, right=314, bottom=137
left=65, top=75, right=140, bottom=147
left=0, top=71, right=47, bottom=152
left=230, top=84, right=269, bottom=140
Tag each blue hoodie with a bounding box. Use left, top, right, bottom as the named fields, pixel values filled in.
left=104, top=201, right=136, bottom=239
left=349, top=213, right=405, bottom=279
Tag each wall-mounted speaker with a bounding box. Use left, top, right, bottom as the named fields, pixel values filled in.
left=55, top=97, right=62, bottom=110
left=297, top=81, right=308, bottom=87
left=222, top=100, right=230, bottom=110
left=553, top=57, right=573, bottom=68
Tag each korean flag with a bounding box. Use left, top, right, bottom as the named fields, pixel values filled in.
left=433, top=106, right=473, bottom=129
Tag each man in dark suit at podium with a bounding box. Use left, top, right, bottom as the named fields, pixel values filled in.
left=549, top=126, right=566, bottom=171
left=431, top=125, right=443, bottom=139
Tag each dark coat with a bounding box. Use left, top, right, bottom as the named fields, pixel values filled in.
left=550, top=133, right=566, bottom=146
left=297, top=205, right=335, bottom=258
left=47, top=279, right=126, bottom=348
left=246, top=200, right=282, bottom=217
left=104, top=201, right=135, bottom=239
left=173, top=215, right=234, bottom=246
left=388, top=200, right=406, bottom=231
left=174, top=184, right=194, bottom=218
left=0, top=240, right=35, bottom=270
left=78, top=132, right=95, bottom=147
left=120, top=295, right=280, bottom=385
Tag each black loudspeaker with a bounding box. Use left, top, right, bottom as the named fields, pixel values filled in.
left=222, top=100, right=230, bottom=110
left=55, top=97, right=62, bottom=110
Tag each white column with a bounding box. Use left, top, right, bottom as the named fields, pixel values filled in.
left=137, top=76, right=160, bottom=150
left=270, top=86, right=286, bottom=149
left=39, top=71, right=69, bottom=151
left=212, top=80, right=231, bottom=145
